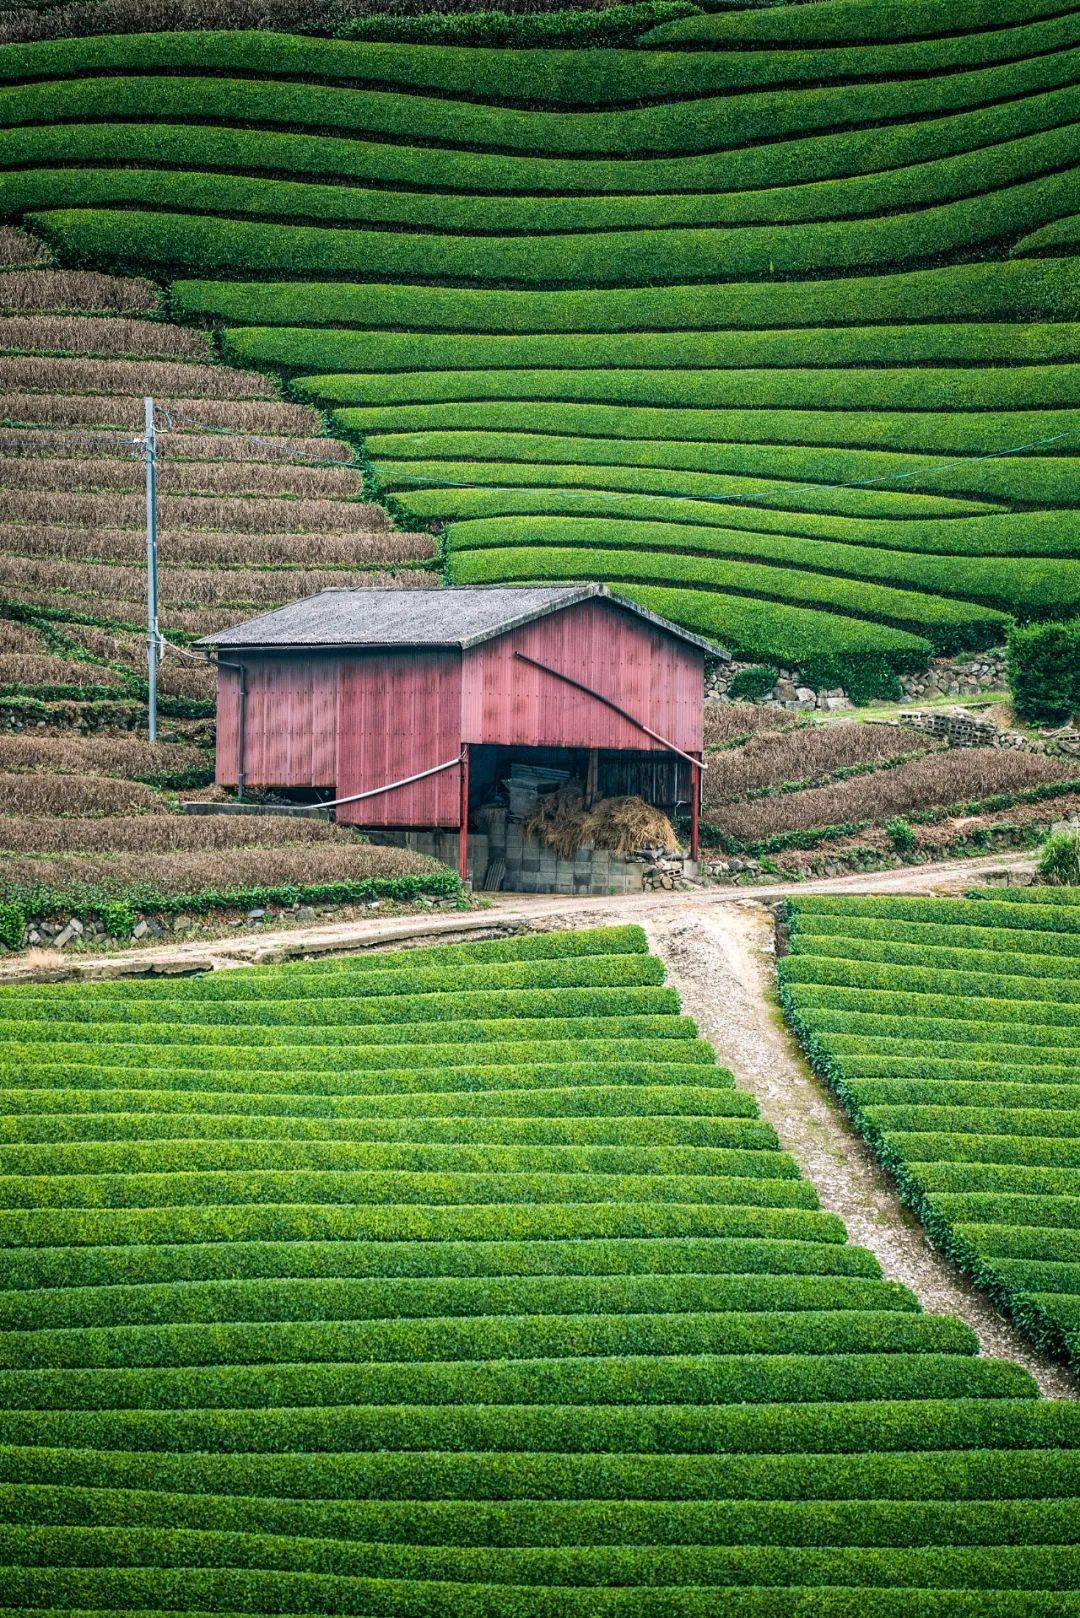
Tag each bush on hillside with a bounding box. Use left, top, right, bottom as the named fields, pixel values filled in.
left=1038, top=830, right=1080, bottom=887
left=727, top=666, right=777, bottom=702
left=1007, top=617, right=1080, bottom=724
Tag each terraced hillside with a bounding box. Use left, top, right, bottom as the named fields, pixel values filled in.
left=0, top=223, right=433, bottom=711
left=780, top=891, right=1080, bottom=1368
left=700, top=704, right=1080, bottom=858
left=0, top=3, right=1075, bottom=687
left=2, top=921, right=1079, bottom=1612
left=0, top=223, right=446, bottom=924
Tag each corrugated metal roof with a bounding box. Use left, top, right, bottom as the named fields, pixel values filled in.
left=197, top=585, right=724, bottom=656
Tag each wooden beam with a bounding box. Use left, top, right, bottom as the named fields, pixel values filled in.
left=514, top=650, right=705, bottom=770
left=690, top=753, right=701, bottom=863
left=458, top=742, right=471, bottom=884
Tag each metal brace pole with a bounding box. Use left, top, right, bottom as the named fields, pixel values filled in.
left=144, top=396, right=160, bottom=742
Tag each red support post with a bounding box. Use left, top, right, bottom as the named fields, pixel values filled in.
left=690, top=753, right=701, bottom=863
left=458, top=742, right=471, bottom=883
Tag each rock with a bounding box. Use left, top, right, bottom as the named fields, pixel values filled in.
left=26, top=930, right=40, bottom=946
left=132, top=920, right=149, bottom=940
left=173, top=915, right=194, bottom=934
left=52, top=920, right=80, bottom=950
left=296, top=905, right=316, bottom=921
left=795, top=687, right=816, bottom=704
left=145, top=918, right=165, bottom=938
left=825, top=696, right=853, bottom=711
left=246, top=908, right=266, bottom=922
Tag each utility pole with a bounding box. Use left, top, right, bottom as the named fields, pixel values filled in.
left=143, top=396, right=160, bottom=742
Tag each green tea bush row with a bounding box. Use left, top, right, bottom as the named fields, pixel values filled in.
left=437, top=511, right=1077, bottom=619
left=336, top=397, right=1079, bottom=461
left=4, top=1481, right=1076, bottom=1549
left=0, top=1079, right=751, bottom=1127
left=2, top=1269, right=908, bottom=1336
left=650, top=0, right=1075, bottom=47
left=301, top=360, right=1077, bottom=413
left=7, top=120, right=1077, bottom=239
left=228, top=299, right=1080, bottom=375
left=4, top=1438, right=1073, bottom=1507
left=5, top=1109, right=781, bottom=1149
left=5, top=1233, right=878, bottom=1296
left=177, top=255, right=1080, bottom=332
left=788, top=931, right=1080, bottom=980
left=781, top=952, right=1080, bottom=1006
left=790, top=894, right=1080, bottom=934
left=789, top=908, right=1080, bottom=956
left=0, top=1033, right=714, bottom=1080
left=0, top=1012, right=700, bottom=1053
left=3, top=1392, right=1061, bottom=1460
left=0, top=983, right=682, bottom=1028
left=0, top=1198, right=850, bottom=1254
left=5, top=946, right=663, bottom=1008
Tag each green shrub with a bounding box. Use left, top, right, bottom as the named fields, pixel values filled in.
left=6, top=28, right=1076, bottom=136
left=649, top=0, right=1077, bottom=46
left=727, top=667, right=778, bottom=702
left=1038, top=831, right=1080, bottom=886
left=97, top=900, right=134, bottom=941
left=1007, top=617, right=1080, bottom=722
left=445, top=539, right=1002, bottom=652
left=886, top=818, right=917, bottom=854
left=0, top=899, right=25, bottom=950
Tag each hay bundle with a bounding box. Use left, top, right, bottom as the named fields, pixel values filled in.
left=525, top=789, right=680, bottom=860
left=586, top=796, right=681, bottom=859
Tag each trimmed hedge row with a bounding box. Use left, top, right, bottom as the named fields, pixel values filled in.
left=4, top=1234, right=878, bottom=1295
left=781, top=890, right=1080, bottom=1364
left=648, top=0, right=1076, bottom=47
left=5, top=945, right=664, bottom=1006
left=336, top=398, right=1080, bottom=456
left=230, top=311, right=1080, bottom=377
left=364, top=432, right=1080, bottom=532
left=7, top=18, right=1078, bottom=100
left=301, top=361, right=1080, bottom=412
left=435, top=505, right=1078, bottom=618
left=177, top=257, right=1080, bottom=332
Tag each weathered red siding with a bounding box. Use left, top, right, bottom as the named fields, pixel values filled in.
left=215, top=654, right=338, bottom=788
left=335, top=649, right=462, bottom=827
left=460, top=597, right=701, bottom=753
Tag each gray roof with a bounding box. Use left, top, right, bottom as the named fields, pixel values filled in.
left=197, top=585, right=724, bottom=656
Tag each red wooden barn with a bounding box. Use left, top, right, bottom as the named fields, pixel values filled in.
left=200, top=585, right=711, bottom=881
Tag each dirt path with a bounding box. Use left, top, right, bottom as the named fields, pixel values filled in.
left=0, top=848, right=1037, bottom=985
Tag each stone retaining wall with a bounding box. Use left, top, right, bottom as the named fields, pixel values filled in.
left=706, top=650, right=1009, bottom=712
